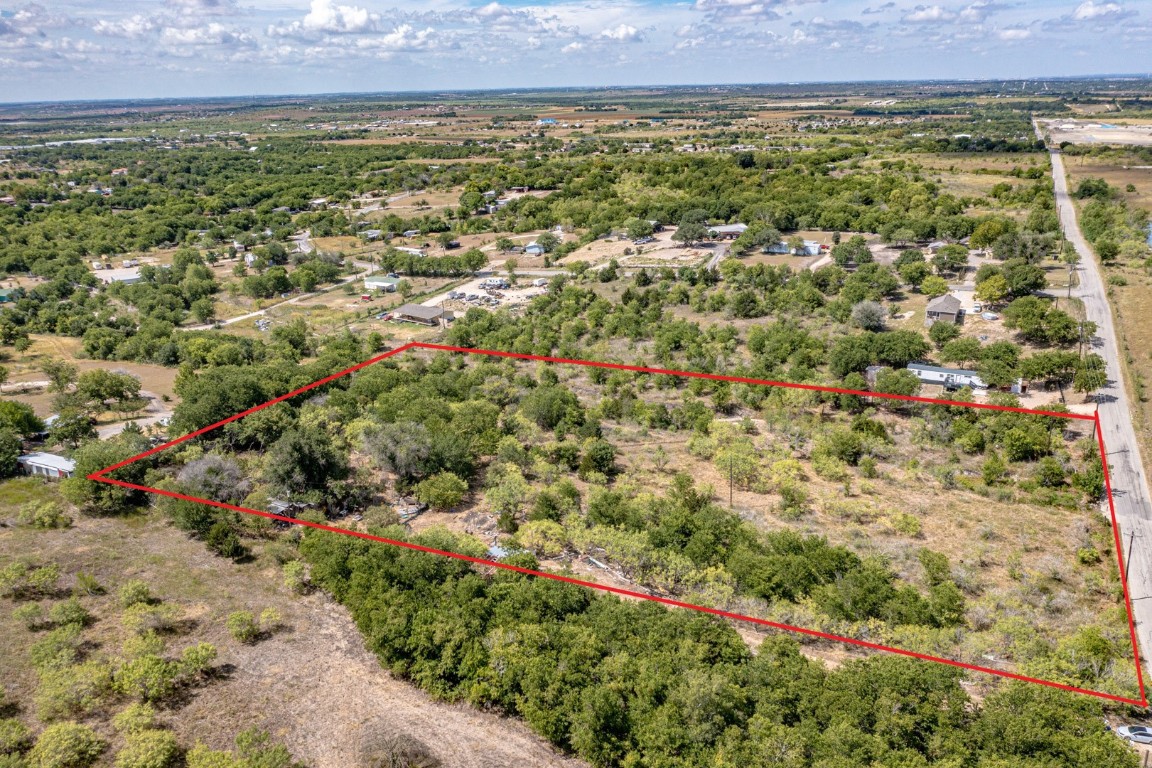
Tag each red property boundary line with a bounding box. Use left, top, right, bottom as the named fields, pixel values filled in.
left=90, top=341, right=1148, bottom=707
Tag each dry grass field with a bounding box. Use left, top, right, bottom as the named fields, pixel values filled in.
left=0, top=479, right=585, bottom=768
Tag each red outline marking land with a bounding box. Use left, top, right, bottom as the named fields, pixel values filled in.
left=89, top=342, right=1148, bottom=706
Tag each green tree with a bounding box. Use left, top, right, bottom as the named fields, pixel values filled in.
left=920, top=275, right=949, bottom=297
left=0, top=400, right=44, bottom=437
left=0, top=429, right=19, bottom=479
left=414, top=472, right=468, bottom=510
left=536, top=231, right=560, bottom=252
left=933, top=244, right=969, bottom=276
left=975, top=274, right=1009, bottom=306
left=1074, top=356, right=1108, bottom=396
left=672, top=220, right=709, bottom=247
left=262, top=429, right=349, bottom=498
left=928, top=320, right=960, bottom=348
left=39, top=359, right=78, bottom=394
left=62, top=433, right=152, bottom=515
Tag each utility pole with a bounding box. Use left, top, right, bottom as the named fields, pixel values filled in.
left=1127, top=529, right=1138, bottom=585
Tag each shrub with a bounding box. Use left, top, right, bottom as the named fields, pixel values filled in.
left=226, top=611, right=260, bottom=644
left=281, top=561, right=310, bottom=595
left=578, top=439, right=617, bottom=479
left=919, top=549, right=952, bottom=586
left=112, top=704, right=157, bottom=734
left=73, top=573, right=103, bottom=597
left=122, top=604, right=179, bottom=636
left=48, top=599, right=90, bottom=629
left=205, top=522, right=247, bottom=561
left=0, top=719, right=31, bottom=755
left=114, top=731, right=179, bottom=768
left=29, top=625, right=83, bottom=670
left=413, top=472, right=468, bottom=511
left=114, top=656, right=181, bottom=703
left=14, top=603, right=45, bottom=630
left=185, top=745, right=240, bottom=768
left=981, top=454, right=1006, bottom=485
left=777, top=482, right=809, bottom=520
left=259, top=609, right=281, bottom=633
left=887, top=511, right=923, bottom=538
left=27, top=723, right=104, bottom=768
left=0, top=562, right=61, bottom=600
left=122, top=632, right=165, bottom=660
left=178, top=643, right=217, bottom=679
left=118, top=581, right=152, bottom=609
left=516, top=520, right=567, bottom=558
left=17, top=503, right=72, bottom=530
left=812, top=454, right=848, bottom=482
left=1035, top=457, right=1066, bottom=488
left=1077, top=547, right=1102, bottom=566
left=858, top=456, right=878, bottom=479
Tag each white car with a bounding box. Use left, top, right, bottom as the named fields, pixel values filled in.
left=1117, top=725, right=1152, bottom=744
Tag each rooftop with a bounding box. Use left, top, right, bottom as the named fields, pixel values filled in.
left=395, top=304, right=444, bottom=321
left=907, top=363, right=980, bottom=377
left=17, top=452, right=76, bottom=472
left=926, top=294, right=962, bottom=313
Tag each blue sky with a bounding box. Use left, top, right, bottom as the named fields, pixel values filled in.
left=0, top=0, right=1147, bottom=102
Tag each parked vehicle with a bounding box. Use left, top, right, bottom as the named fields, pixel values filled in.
left=1116, top=725, right=1152, bottom=744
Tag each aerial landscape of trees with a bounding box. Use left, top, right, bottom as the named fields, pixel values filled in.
left=2, top=87, right=1151, bottom=767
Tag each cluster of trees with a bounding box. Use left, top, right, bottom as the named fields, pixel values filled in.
left=299, top=524, right=1136, bottom=768
left=1074, top=178, right=1151, bottom=264
left=375, top=246, right=487, bottom=277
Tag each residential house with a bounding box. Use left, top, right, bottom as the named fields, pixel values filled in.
left=17, top=452, right=76, bottom=479
left=906, top=363, right=987, bottom=390
left=924, top=294, right=963, bottom=326
left=393, top=304, right=447, bottom=326
left=365, top=276, right=401, bottom=292
left=524, top=243, right=545, bottom=256
left=94, top=267, right=143, bottom=285
left=707, top=223, right=748, bottom=240
left=0, top=288, right=17, bottom=303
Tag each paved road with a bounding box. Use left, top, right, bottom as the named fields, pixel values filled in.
left=1046, top=136, right=1152, bottom=686
left=705, top=243, right=729, bottom=270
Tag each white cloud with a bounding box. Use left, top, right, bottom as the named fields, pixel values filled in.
left=997, top=27, right=1031, bottom=39
left=165, top=0, right=239, bottom=14
left=902, top=5, right=956, bottom=23
left=694, top=0, right=783, bottom=22
left=1072, top=1, right=1132, bottom=20
left=93, top=14, right=158, bottom=39
left=268, top=0, right=380, bottom=38
left=561, top=40, right=584, bottom=53
left=160, top=23, right=255, bottom=46
left=375, top=24, right=436, bottom=51
left=600, top=23, right=643, bottom=41
left=958, top=1, right=1007, bottom=23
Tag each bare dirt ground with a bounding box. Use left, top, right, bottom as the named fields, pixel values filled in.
left=0, top=484, right=584, bottom=768
left=1040, top=119, right=1152, bottom=147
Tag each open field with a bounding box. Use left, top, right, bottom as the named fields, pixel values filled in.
left=1041, top=119, right=1152, bottom=147
left=0, top=479, right=584, bottom=768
